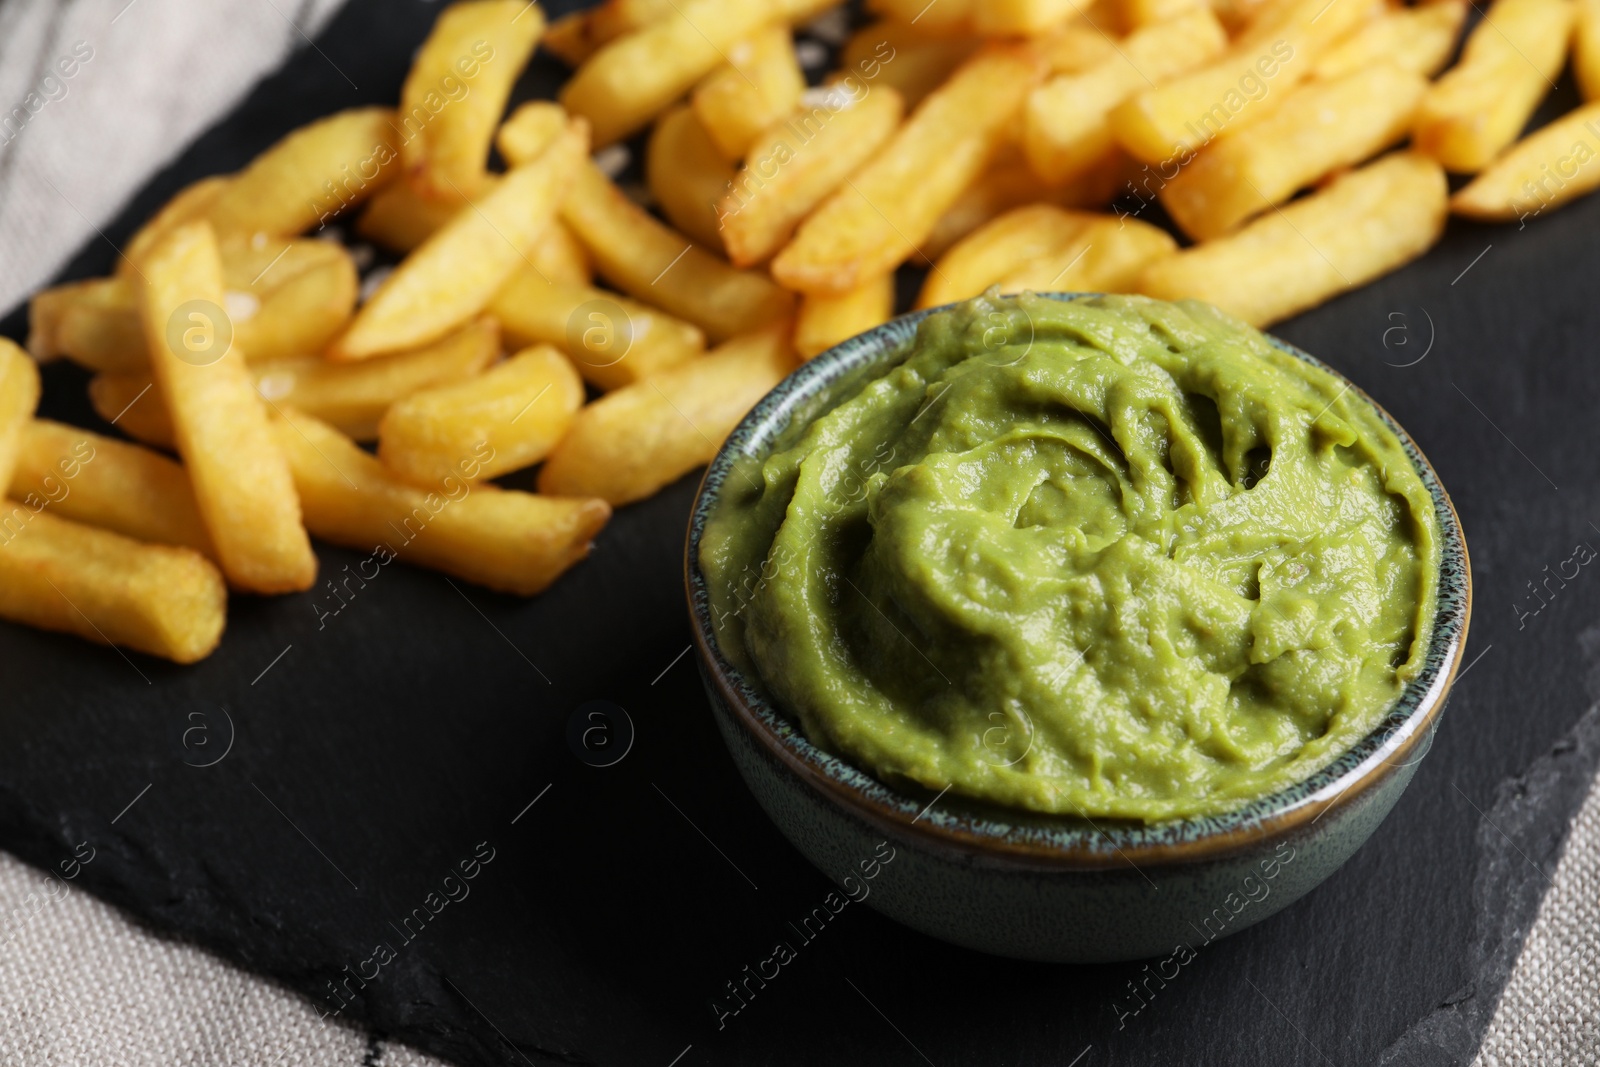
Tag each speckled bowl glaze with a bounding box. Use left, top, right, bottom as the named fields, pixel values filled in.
left=685, top=295, right=1472, bottom=963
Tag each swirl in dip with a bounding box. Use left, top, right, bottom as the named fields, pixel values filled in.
left=700, top=294, right=1440, bottom=822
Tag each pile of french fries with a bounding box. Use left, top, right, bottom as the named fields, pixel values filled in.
left=5, top=0, right=1598, bottom=665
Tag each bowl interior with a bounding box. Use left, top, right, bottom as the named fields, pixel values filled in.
left=686, top=294, right=1472, bottom=863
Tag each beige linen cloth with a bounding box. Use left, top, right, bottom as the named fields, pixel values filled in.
left=0, top=0, right=1596, bottom=1064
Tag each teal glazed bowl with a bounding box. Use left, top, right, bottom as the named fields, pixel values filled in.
left=684, top=295, right=1472, bottom=964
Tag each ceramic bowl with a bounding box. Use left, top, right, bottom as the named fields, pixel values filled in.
left=684, top=296, right=1472, bottom=964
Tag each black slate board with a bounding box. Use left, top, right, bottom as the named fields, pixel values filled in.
left=3, top=4, right=1599, bottom=1065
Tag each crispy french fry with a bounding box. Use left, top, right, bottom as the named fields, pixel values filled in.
left=1412, top=0, right=1574, bottom=173
left=207, top=108, right=402, bottom=237
left=718, top=83, right=905, bottom=267
left=1312, top=0, right=1467, bottom=80
left=136, top=221, right=316, bottom=593
left=865, top=0, right=972, bottom=34
left=28, top=278, right=144, bottom=372
left=1034, top=19, right=1119, bottom=74
left=1115, top=0, right=1208, bottom=31
left=1579, top=0, right=1600, bottom=102
left=1452, top=101, right=1600, bottom=222
left=530, top=224, right=593, bottom=288
left=1024, top=9, right=1228, bottom=184
left=974, top=0, right=1083, bottom=34
left=0, top=341, right=41, bottom=492
left=379, top=345, right=584, bottom=485
left=560, top=158, right=795, bottom=340
left=773, top=47, right=1045, bottom=296
left=495, top=100, right=569, bottom=167
left=0, top=508, right=225, bottom=664
left=273, top=407, right=610, bottom=596
left=995, top=214, right=1177, bottom=294
left=357, top=179, right=482, bottom=252
left=560, top=0, right=779, bottom=146
left=88, top=374, right=173, bottom=451
left=921, top=204, right=1095, bottom=308
left=548, top=0, right=833, bottom=65
left=539, top=323, right=795, bottom=504
left=1109, top=0, right=1378, bottom=165
left=693, top=25, right=806, bottom=161
left=9, top=420, right=211, bottom=554
left=647, top=106, right=737, bottom=250
left=795, top=275, right=895, bottom=359
left=840, top=21, right=976, bottom=110
left=1137, top=152, right=1448, bottom=327
left=400, top=0, right=545, bottom=202
left=489, top=274, right=705, bottom=390
left=120, top=176, right=230, bottom=278
left=1160, top=64, right=1429, bottom=240
left=333, top=120, right=587, bottom=360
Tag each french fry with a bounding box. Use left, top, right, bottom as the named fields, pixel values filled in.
left=559, top=158, right=795, bottom=340
left=494, top=100, right=569, bottom=167
left=795, top=276, right=895, bottom=359
left=647, top=106, right=737, bottom=250
left=543, top=10, right=601, bottom=66
left=1160, top=64, right=1429, bottom=240
left=1312, top=0, right=1467, bottom=81
left=924, top=147, right=1134, bottom=259
left=1412, top=0, right=1574, bottom=173
left=693, top=24, right=806, bottom=162
left=91, top=319, right=501, bottom=446
left=560, top=0, right=779, bottom=146
left=379, top=345, right=584, bottom=485
left=865, top=0, right=972, bottom=34
left=530, top=224, right=593, bottom=288
left=136, top=221, right=316, bottom=593
left=840, top=21, right=976, bottom=110
left=1579, top=0, right=1600, bottom=102
left=1034, top=19, right=1119, bottom=75
left=120, top=176, right=230, bottom=278
left=1137, top=152, right=1448, bottom=327
left=772, top=47, right=1045, bottom=296
left=333, top=119, right=587, bottom=360
left=1452, top=101, right=1600, bottom=222
left=207, top=108, right=402, bottom=237
left=357, top=179, right=482, bottom=252
left=489, top=274, right=705, bottom=390
left=27, top=278, right=145, bottom=372
left=539, top=323, right=796, bottom=504
left=400, top=0, right=545, bottom=202
left=1108, top=0, right=1379, bottom=165
left=0, top=509, right=225, bottom=664
left=718, top=83, right=905, bottom=267
left=547, top=0, right=835, bottom=65
left=921, top=205, right=1095, bottom=308
left=1023, top=9, right=1228, bottom=184
left=273, top=407, right=611, bottom=597
left=1115, top=0, right=1208, bottom=31
left=9, top=420, right=212, bottom=554
left=995, top=214, right=1177, bottom=294
left=973, top=0, right=1084, bottom=35
left=0, top=341, right=41, bottom=492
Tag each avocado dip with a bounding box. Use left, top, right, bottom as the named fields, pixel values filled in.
left=700, top=294, right=1440, bottom=822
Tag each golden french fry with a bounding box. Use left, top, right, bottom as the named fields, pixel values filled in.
left=840, top=21, right=976, bottom=110
left=1578, top=0, right=1600, bottom=102
left=489, top=274, right=704, bottom=390
left=539, top=323, right=795, bottom=504
left=357, top=178, right=481, bottom=252
left=87, top=374, right=173, bottom=451
left=136, top=221, right=316, bottom=593
left=1034, top=19, right=1119, bottom=74
left=925, top=147, right=1135, bottom=259
left=560, top=158, right=795, bottom=340
left=401, top=0, right=545, bottom=202
left=9, top=420, right=211, bottom=554
left=1452, top=101, right=1600, bottom=222
left=1161, top=64, right=1429, bottom=240
left=1138, top=152, right=1448, bottom=327
left=0, top=508, right=225, bottom=664
left=273, top=407, right=611, bottom=597
left=773, top=47, right=1045, bottom=296
left=647, top=106, right=737, bottom=250
left=719, top=83, right=905, bottom=268
left=921, top=204, right=1095, bottom=308
left=1024, top=9, right=1228, bottom=184
left=543, top=10, right=600, bottom=65
left=333, top=120, right=587, bottom=360
left=693, top=24, right=806, bottom=161
left=1312, top=0, right=1466, bottom=80
left=549, top=0, right=833, bottom=64
left=973, top=0, right=1083, bottom=34
left=865, top=0, right=972, bottom=34
left=120, top=176, right=230, bottom=278
left=207, top=108, right=402, bottom=237
left=379, top=345, right=583, bottom=485
left=0, top=341, right=41, bottom=492
left=28, top=278, right=145, bottom=372
left=996, top=214, right=1177, bottom=294
left=1115, top=0, right=1208, bottom=31
left=1413, top=0, right=1574, bottom=174
left=796, top=275, right=895, bottom=359
left=530, top=224, right=593, bottom=288
left=560, top=0, right=778, bottom=146
left=495, top=100, right=569, bottom=168
left=1109, top=0, right=1378, bottom=165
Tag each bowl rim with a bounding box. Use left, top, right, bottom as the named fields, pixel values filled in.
left=684, top=294, right=1473, bottom=870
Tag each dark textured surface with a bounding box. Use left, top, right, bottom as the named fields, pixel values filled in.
left=1, top=3, right=1597, bottom=1065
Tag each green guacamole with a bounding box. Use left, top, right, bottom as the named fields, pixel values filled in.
left=700, top=294, right=1439, bottom=822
